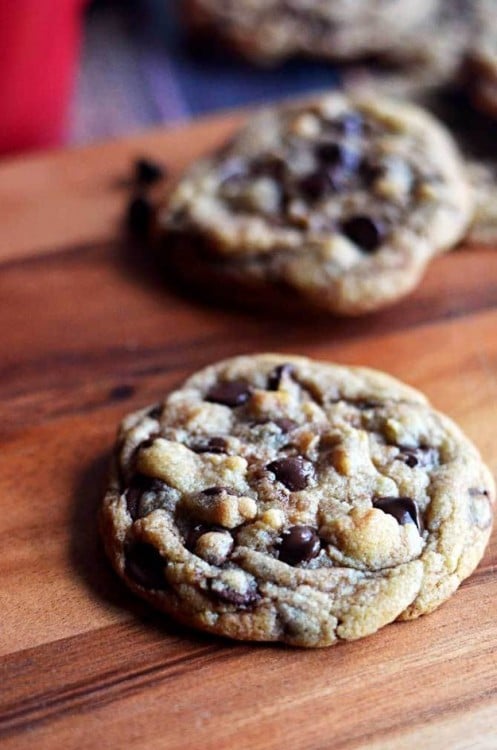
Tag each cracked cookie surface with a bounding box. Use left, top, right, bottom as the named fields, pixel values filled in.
left=183, top=0, right=438, bottom=64
left=100, top=354, right=495, bottom=647
left=160, top=92, right=472, bottom=315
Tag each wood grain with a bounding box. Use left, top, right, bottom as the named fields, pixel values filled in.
left=0, top=110, right=496, bottom=750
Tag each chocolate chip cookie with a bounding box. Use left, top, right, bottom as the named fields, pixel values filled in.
left=462, top=0, right=497, bottom=118
left=184, top=0, right=438, bottom=65
left=160, top=93, right=473, bottom=315
left=100, top=354, right=495, bottom=647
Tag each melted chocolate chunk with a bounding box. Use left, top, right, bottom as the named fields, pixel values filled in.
left=127, top=434, right=160, bottom=479
left=125, top=474, right=170, bottom=520
left=360, top=158, right=384, bottom=185
left=266, top=456, right=313, bottom=491
left=342, top=215, right=385, bottom=252
left=251, top=155, right=287, bottom=181
left=267, top=363, right=296, bottom=391
left=137, top=434, right=160, bottom=452
left=353, top=399, right=382, bottom=410
left=298, top=170, right=334, bottom=200
left=125, top=485, right=141, bottom=521
left=125, top=542, right=167, bottom=590
left=316, top=141, right=359, bottom=173
left=186, top=524, right=208, bottom=550
left=127, top=194, right=153, bottom=237
left=315, top=141, right=341, bottom=165
left=135, top=157, right=166, bottom=186
left=374, top=497, right=423, bottom=532
left=147, top=405, right=162, bottom=420
left=191, top=436, right=229, bottom=454
left=278, top=525, right=320, bottom=565
left=398, top=447, right=438, bottom=469
left=206, top=379, right=252, bottom=407
left=209, top=580, right=260, bottom=608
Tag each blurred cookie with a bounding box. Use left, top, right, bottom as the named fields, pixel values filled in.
left=463, top=1, right=497, bottom=118
left=184, top=0, right=438, bottom=64
left=160, top=92, right=473, bottom=315
left=100, top=354, right=495, bottom=647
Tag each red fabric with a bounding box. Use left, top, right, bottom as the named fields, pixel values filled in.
left=0, top=1, right=87, bottom=154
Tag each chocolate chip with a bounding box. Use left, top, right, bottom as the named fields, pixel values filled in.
left=398, top=447, right=438, bottom=469
left=191, top=436, right=229, bottom=454
left=315, top=141, right=342, bottom=165
left=278, top=525, right=320, bottom=565
left=109, top=384, right=135, bottom=401
left=186, top=524, right=207, bottom=550
left=125, top=542, right=167, bottom=590
left=209, top=579, right=260, bottom=608
left=266, top=456, right=313, bottom=491
left=125, top=476, right=146, bottom=520
left=342, top=215, right=385, bottom=252
left=398, top=450, right=418, bottom=468
left=125, top=491, right=141, bottom=521
left=360, top=158, right=383, bottom=185
left=352, top=399, right=382, bottom=410
left=251, top=155, right=287, bottom=181
left=267, top=363, right=295, bottom=391
left=137, top=435, right=159, bottom=452
left=275, top=418, right=298, bottom=433
left=373, top=497, right=423, bottom=532
left=134, top=157, right=166, bottom=186
left=147, top=405, right=162, bottom=420
left=206, top=379, right=252, bottom=407
left=127, top=194, right=153, bottom=237
left=186, top=523, right=227, bottom=550
left=298, top=170, right=334, bottom=201
left=316, top=141, right=359, bottom=173
left=125, top=474, right=169, bottom=520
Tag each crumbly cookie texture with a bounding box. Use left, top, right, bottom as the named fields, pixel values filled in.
left=183, top=0, right=438, bottom=64
left=160, top=92, right=473, bottom=315
left=100, top=354, right=495, bottom=648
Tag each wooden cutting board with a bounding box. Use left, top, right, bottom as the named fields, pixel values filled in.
left=1, top=109, right=496, bottom=750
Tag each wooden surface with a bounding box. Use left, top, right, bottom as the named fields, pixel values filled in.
left=1, top=111, right=497, bottom=750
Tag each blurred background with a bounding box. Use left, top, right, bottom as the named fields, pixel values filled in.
left=0, top=0, right=339, bottom=156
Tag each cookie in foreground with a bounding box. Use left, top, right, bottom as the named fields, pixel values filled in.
left=100, top=354, right=494, bottom=647
left=159, top=92, right=473, bottom=316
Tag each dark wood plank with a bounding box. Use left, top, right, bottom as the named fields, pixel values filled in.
left=1, top=109, right=496, bottom=750
left=1, top=567, right=496, bottom=748
left=1, top=237, right=497, bottom=422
